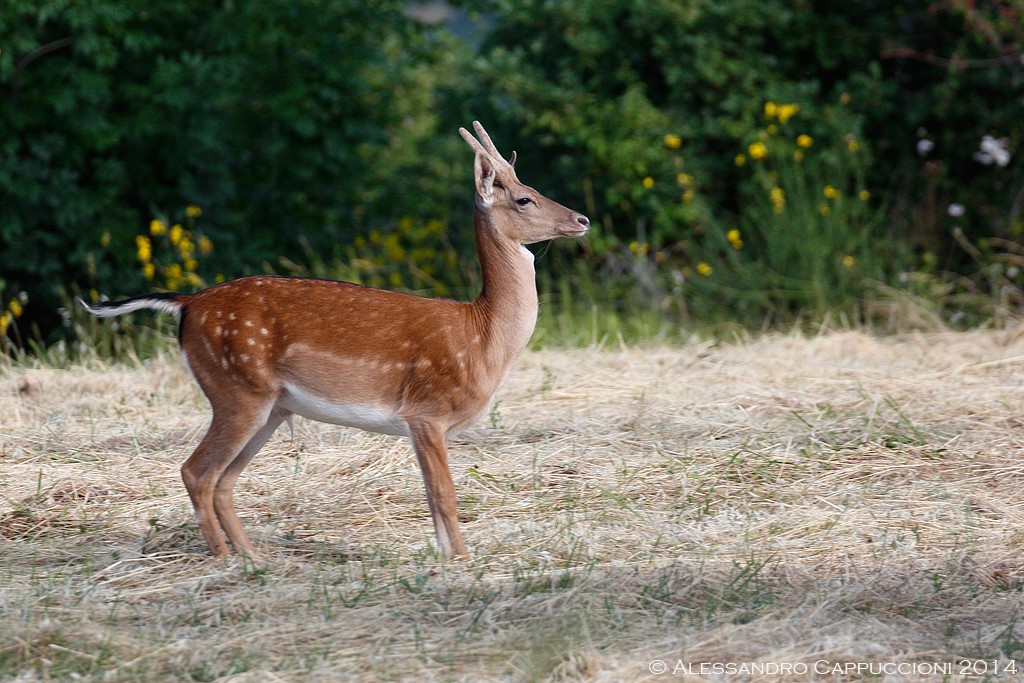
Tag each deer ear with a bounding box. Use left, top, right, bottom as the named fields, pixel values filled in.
left=508, top=150, right=517, bottom=167
left=474, top=153, right=496, bottom=205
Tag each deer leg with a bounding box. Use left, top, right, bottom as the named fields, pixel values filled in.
left=409, top=422, right=468, bottom=558
left=181, top=405, right=271, bottom=557
left=212, top=408, right=290, bottom=557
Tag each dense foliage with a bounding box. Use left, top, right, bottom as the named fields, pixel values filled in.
left=2, top=0, right=1023, bottom=347
left=471, top=0, right=1024, bottom=320
left=0, top=0, right=465, bottom=337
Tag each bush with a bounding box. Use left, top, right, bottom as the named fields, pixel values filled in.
left=464, top=0, right=1023, bottom=325
left=0, top=0, right=464, bottom=341
left=3, top=0, right=1024, bottom=349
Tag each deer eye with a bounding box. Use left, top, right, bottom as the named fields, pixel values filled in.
left=516, top=197, right=534, bottom=206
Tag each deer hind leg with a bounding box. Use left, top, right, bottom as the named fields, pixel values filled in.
left=181, top=402, right=273, bottom=557
left=212, top=407, right=291, bottom=557
left=409, top=422, right=469, bottom=558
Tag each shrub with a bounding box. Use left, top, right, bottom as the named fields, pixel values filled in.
left=0, top=0, right=462, bottom=341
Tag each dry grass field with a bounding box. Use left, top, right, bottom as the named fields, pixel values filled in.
left=1, top=330, right=1023, bottom=682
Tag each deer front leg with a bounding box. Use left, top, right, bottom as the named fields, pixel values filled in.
left=409, top=422, right=469, bottom=558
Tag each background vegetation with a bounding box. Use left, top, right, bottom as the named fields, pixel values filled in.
left=2, top=0, right=1024, bottom=351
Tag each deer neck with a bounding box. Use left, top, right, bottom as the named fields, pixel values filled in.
left=470, top=209, right=539, bottom=367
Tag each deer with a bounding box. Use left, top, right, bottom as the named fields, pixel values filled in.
left=82, top=122, right=590, bottom=559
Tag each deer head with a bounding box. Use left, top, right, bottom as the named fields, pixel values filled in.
left=459, top=122, right=590, bottom=245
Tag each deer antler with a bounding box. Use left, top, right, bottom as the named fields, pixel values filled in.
left=459, top=121, right=516, bottom=168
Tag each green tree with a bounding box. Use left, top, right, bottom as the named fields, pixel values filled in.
left=0, top=0, right=461, bottom=339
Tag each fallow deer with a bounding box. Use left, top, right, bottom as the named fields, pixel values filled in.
left=82, top=122, right=590, bottom=558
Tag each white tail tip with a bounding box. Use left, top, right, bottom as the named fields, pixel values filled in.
left=80, top=294, right=183, bottom=318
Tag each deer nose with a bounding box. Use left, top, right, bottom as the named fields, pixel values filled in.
left=576, top=214, right=590, bottom=229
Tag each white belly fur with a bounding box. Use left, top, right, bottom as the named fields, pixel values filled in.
left=278, top=382, right=410, bottom=437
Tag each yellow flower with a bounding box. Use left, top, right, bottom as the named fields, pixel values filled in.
left=796, top=134, right=813, bottom=148
left=846, top=136, right=859, bottom=152
left=793, top=150, right=805, bottom=162
left=185, top=205, right=203, bottom=219
left=734, top=154, right=747, bottom=167
left=215, top=273, right=226, bottom=283
left=630, top=241, right=650, bottom=257
left=764, top=101, right=778, bottom=119
left=769, top=186, right=785, bottom=213
left=682, top=190, right=695, bottom=203
left=150, top=219, right=167, bottom=236
left=842, top=255, right=856, bottom=267
left=184, top=259, right=199, bottom=273
left=748, top=142, right=767, bottom=160
left=642, top=176, right=655, bottom=189
left=142, top=263, right=155, bottom=280
left=840, top=92, right=852, bottom=105
left=819, top=203, right=831, bottom=216
left=664, top=134, right=682, bottom=150
left=823, top=185, right=840, bottom=199
left=766, top=124, right=778, bottom=135
left=696, top=262, right=712, bottom=277
left=100, top=231, right=111, bottom=247
left=169, top=224, right=183, bottom=245
left=8, top=299, right=23, bottom=318
left=727, top=229, right=743, bottom=250
left=166, top=263, right=183, bottom=280
left=777, top=103, right=799, bottom=124
left=0, top=313, right=9, bottom=336
left=199, top=236, right=214, bottom=255
left=186, top=272, right=203, bottom=287
left=858, top=189, right=871, bottom=202
left=135, top=235, right=152, bottom=263
left=676, top=173, right=693, bottom=186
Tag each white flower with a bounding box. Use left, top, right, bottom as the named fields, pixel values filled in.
left=974, top=134, right=1011, bottom=167
left=916, top=139, right=935, bottom=156
left=947, top=203, right=965, bottom=217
